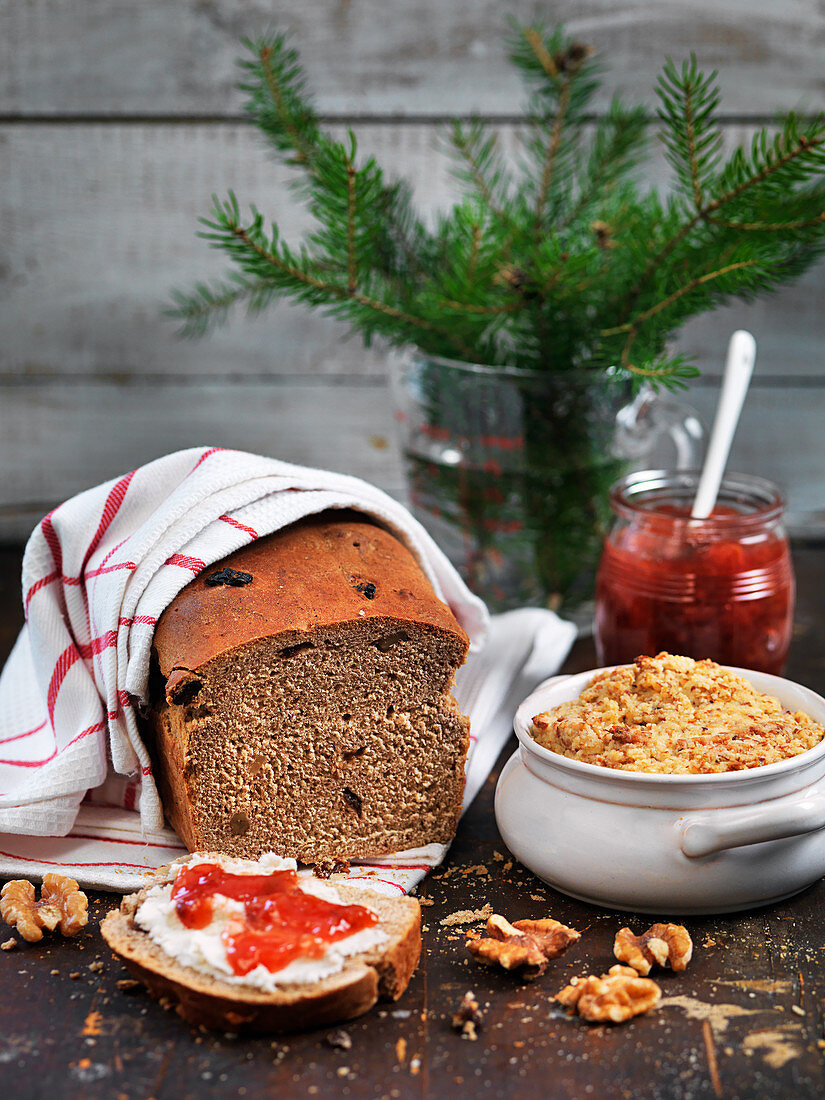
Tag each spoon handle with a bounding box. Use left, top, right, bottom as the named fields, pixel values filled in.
left=691, top=330, right=756, bottom=519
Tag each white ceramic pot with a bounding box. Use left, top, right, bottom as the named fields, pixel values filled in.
left=495, top=667, right=825, bottom=914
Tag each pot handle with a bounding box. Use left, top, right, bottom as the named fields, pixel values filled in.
left=680, top=787, right=825, bottom=858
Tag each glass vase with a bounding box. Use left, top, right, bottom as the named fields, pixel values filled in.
left=390, top=350, right=704, bottom=622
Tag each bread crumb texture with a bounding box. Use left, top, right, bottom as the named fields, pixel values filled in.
left=157, top=622, right=468, bottom=861
left=530, top=653, right=825, bottom=774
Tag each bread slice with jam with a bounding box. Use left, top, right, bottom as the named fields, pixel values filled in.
left=100, top=855, right=421, bottom=1033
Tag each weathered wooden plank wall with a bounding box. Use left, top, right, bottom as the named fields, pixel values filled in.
left=1, top=0, right=824, bottom=541
left=4, top=1, right=824, bottom=116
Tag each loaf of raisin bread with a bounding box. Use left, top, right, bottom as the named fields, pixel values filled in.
left=146, top=511, right=471, bottom=862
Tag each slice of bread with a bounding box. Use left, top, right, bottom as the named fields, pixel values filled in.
left=101, top=861, right=421, bottom=1033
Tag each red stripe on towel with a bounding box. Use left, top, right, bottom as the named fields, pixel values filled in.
left=25, top=477, right=134, bottom=613
left=68, top=833, right=186, bottom=851
left=1, top=716, right=106, bottom=768
left=190, top=447, right=225, bottom=473
left=0, top=720, right=48, bottom=746
left=47, top=644, right=81, bottom=724
left=0, top=849, right=158, bottom=871
left=84, top=560, right=136, bottom=581
left=25, top=561, right=135, bottom=612
left=40, top=511, right=64, bottom=576
left=164, top=553, right=205, bottom=573
left=77, top=630, right=118, bottom=661
left=352, top=862, right=433, bottom=872
left=81, top=471, right=135, bottom=574
left=344, top=875, right=407, bottom=893
left=219, top=514, right=259, bottom=539
left=24, top=571, right=60, bottom=614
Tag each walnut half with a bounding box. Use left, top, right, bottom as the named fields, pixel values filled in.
left=0, top=874, right=88, bottom=943
left=613, top=923, right=693, bottom=975
left=555, top=964, right=662, bottom=1023
left=466, top=913, right=580, bottom=979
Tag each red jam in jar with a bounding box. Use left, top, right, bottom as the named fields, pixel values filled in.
left=171, top=862, right=378, bottom=976
left=594, top=471, right=794, bottom=675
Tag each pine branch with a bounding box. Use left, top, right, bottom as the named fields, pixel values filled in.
left=707, top=212, right=825, bottom=232
left=171, top=23, right=825, bottom=386
left=344, top=136, right=358, bottom=293
left=683, top=73, right=710, bottom=207
left=466, top=223, right=482, bottom=281
left=508, top=20, right=600, bottom=93
left=509, top=22, right=601, bottom=225
left=563, top=101, right=649, bottom=227
left=196, top=192, right=479, bottom=359
left=238, top=34, right=321, bottom=171
left=616, top=340, right=699, bottom=388
left=605, top=258, right=761, bottom=337
left=239, top=34, right=429, bottom=290
left=520, top=27, right=561, bottom=81
left=657, top=56, right=723, bottom=210
left=447, top=120, right=510, bottom=217
left=167, top=276, right=277, bottom=337
left=622, top=115, right=825, bottom=318
left=535, top=74, right=572, bottom=223
left=441, top=298, right=524, bottom=316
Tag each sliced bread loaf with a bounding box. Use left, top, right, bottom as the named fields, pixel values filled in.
left=146, top=511, right=471, bottom=862
left=101, top=856, right=421, bottom=1033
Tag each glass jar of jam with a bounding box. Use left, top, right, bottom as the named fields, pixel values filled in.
left=594, top=470, right=794, bottom=675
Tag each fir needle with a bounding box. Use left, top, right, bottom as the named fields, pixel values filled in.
left=691, top=330, right=757, bottom=519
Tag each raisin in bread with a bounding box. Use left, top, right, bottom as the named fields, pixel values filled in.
left=101, top=854, right=421, bottom=1033
left=146, top=511, right=471, bottom=862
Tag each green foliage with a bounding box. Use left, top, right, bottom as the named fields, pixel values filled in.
left=169, top=23, right=825, bottom=386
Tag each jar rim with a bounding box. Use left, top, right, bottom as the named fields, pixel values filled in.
left=609, top=469, right=785, bottom=530
left=405, top=346, right=632, bottom=384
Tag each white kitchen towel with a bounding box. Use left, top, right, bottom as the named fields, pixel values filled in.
left=0, top=446, right=575, bottom=893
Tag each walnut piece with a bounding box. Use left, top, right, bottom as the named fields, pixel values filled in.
left=555, top=964, right=661, bottom=1023
left=466, top=913, right=580, bottom=978
left=613, top=923, right=693, bottom=975
left=0, top=874, right=88, bottom=943
left=451, top=990, right=484, bottom=1040
left=325, top=1028, right=353, bottom=1050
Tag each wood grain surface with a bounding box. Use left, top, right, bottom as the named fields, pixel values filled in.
left=2, top=542, right=825, bottom=1098
left=0, top=379, right=404, bottom=540
left=2, top=374, right=825, bottom=543
left=1, top=0, right=824, bottom=540
left=3, top=0, right=824, bottom=116
left=2, top=123, right=823, bottom=383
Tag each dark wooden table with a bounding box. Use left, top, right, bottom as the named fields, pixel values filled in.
left=2, top=544, right=825, bottom=1099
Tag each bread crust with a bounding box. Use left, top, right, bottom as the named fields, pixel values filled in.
left=152, top=512, right=469, bottom=680
left=100, top=866, right=421, bottom=1033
